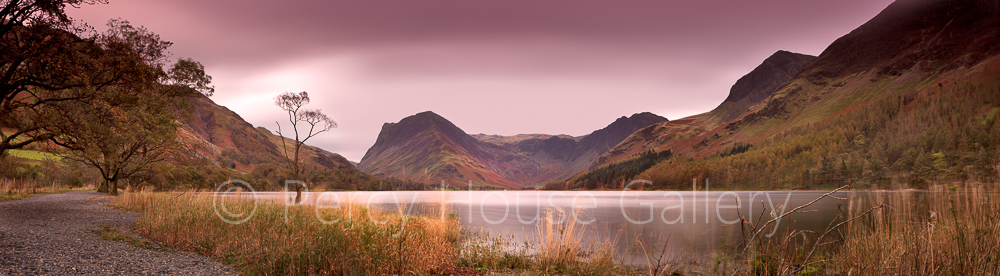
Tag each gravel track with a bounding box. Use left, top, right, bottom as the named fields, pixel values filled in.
left=0, top=191, right=237, bottom=275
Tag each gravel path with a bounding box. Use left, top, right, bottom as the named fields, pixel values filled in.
left=0, top=191, right=237, bottom=275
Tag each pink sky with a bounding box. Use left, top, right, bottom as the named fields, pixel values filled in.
left=67, top=0, right=894, bottom=162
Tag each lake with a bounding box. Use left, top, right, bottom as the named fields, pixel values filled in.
left=221, top=188, right=945, bottom=265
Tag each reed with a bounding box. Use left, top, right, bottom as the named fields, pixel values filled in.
left=833, top=185, right=1000, bottom=275
left=448, top=208, right=625, bottom=275
left=708, top=184, right=1000, bottom=275
left=0, top=178, right=90, bottom=201
left=114, top=191, right=461, bottom=275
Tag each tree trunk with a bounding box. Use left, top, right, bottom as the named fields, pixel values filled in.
left=109, top=179, right=118, bottom=196
left=293, top=144, right=302, bottom=204
left=97, top=180, right=108, bottom=193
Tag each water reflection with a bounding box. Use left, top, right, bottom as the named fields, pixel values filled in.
left=229, top=189, right=944, bottom=265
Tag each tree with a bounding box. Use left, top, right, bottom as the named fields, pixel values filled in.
left=0, top=0, right=110, bottom=156
left=0, top=14, right=178, bottom=157
left=59, top=90, right=179, bottom=195
left=0, top=0, right=106, bottom=37
left=1, top=23, right=95, bottom=156
left=53, top=20, right=213, bottom=195
left=274, top=91, right=336, bottom=203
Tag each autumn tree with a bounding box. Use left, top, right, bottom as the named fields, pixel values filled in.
left=0, top=0, right=106, bottom=37
left=274, top=91, right=336, bottom=202
left=59, top=89, right=179, bottom=195
left=54, top=20, right=213, bottom=195
left=0, top=0, right=114, bottom=156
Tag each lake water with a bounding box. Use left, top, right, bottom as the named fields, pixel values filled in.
left=221, top=188, right=947, bottom=265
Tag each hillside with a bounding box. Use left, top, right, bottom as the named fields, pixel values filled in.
left=359, top=111, right=666, bottom=188
left=500, top=112, right=667, bottom=183
left=593, top=50, right=817, bottom=167
left=578, top=0, right=1000, bottom=190
left=358, top=111, right=538, bottom=188
left=714, top=51, right=817, bottom=123
left=1, top=93, right=376, bottom=191
left=177, top=94, right=353, bottom=173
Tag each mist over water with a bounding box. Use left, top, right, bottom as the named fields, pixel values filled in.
left=236, top=190, right=941, bottom=265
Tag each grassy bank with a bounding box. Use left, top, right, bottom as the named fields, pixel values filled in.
left=114, top=186, right=1000, bottom=275
left=718, top=185, right=1000, bottom=275
left=114, top=191, right=461, bottom=275
left=114, top=191, right=624, bottom=275
left=833, top=186, right=1000, bottom=274
left=0, top=178, right=91, bottom=202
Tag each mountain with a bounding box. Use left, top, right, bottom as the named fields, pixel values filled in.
left=358, top=111, right=538, bottom=188
left=359, top=111, right=666, bottom=188
left=593, top=50, right=817, bottom=167
left=177, top=94, right=353, bottom=173
left=158, top=94, right=423, bottom=191
left=497, top=112, right=668, bottom=182
left=580, top=0, right=1000, bottom=190
left=714, top=51, right=817, bottom=123
left=470, top=134, right=576, bottom=147
left=156, top=94, right=439, bottom=191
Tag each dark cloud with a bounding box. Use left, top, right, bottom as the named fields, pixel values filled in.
left=68, top=0, right=894, bottom=161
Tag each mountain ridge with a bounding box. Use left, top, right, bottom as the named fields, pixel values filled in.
left=592, top=50, right=817, bottom=167
left=579, top=0, right=1000, bottom=189
left=358, top=111, right=666, bottom=188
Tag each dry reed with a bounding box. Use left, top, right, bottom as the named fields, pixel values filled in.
left=114, top=191, right=461, bottom=275
left=1, top=178, right=90, bottom=201
left=833, top=185, right=1000, bottom=275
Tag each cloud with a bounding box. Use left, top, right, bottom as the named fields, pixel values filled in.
left=66, top=0, right=894, bottom=161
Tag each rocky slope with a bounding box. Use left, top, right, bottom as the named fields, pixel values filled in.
left=359, top=111, right=666, bottom=188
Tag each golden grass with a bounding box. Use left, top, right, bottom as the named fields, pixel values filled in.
left=457, top=209, right=624, bottom=275
left=114, top=191, right=461, bottom=275
left=718, top=185, right=1000, bottom=275
left=116, top=190, right=628, bottom=275
left=833, top=185, right=1000, bottom=275
left=532, top=210, right=620, bottom=275
left=1, top=178, right=92, bottom=202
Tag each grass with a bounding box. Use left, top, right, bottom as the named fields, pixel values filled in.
left=707, top=184, right=1000, bottom=275
left=114, top=185, right=1000, bottom=275
left=115, top=191, right=626, bottom=275
left=114, top=191, right=462, bottom=275
left=457, top=210, right=623, bottom=275
left=832, top=185, right=1000, bottom=275
left=0, top=178, right=90, bottom=202
left=6, top=149, right=62, bottom=161
left=92, top=225, right=155, bottom=249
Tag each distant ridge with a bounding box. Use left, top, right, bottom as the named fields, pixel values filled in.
left=359, top=111, right=666, bottom=188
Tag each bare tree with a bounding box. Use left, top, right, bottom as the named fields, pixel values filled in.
left=274, top=91, right=336, bottom=202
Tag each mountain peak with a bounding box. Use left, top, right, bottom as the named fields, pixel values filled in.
left=629, top=112, right=666, bottom=121
left=412, top=110, right=442, bottom=118
left=358, top=111, right=539, bottom=188
left=577, top=112, right=668, bottom=153
left=714, top=50, right=817, bottom=122
left=802, top=0, right=1000, bottom=81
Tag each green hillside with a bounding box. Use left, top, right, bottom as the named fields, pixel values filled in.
left=574, top=0, right=1000, bottom=190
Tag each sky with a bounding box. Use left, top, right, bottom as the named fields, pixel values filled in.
left=67, top=0, right=895, bottom=162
